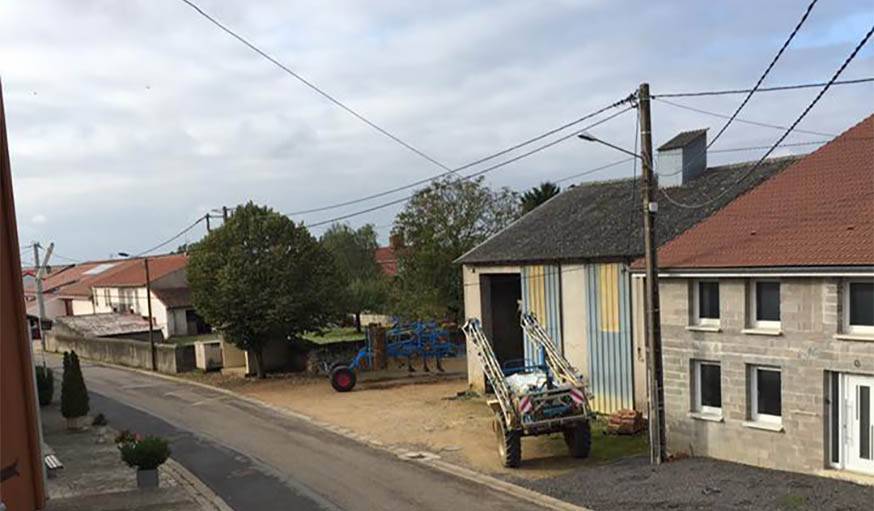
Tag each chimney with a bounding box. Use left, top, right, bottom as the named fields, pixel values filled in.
left=389, top=232, right=404, bottom=250
left=656, top=128, right=708, bottom=187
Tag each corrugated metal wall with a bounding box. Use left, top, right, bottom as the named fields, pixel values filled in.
left=586, top=263, right=634, bottom=413
left=521, top=265, right=562, bottom=364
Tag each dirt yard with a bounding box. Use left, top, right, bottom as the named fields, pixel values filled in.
left=183, top=357, right=647, bottom=479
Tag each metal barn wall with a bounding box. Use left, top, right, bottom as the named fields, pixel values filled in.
left=521, top=265, right=562, bottom=364
left=586, top=263, right=635, bottom=413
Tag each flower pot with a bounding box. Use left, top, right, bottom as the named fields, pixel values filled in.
left=95, top=426, right=109, bottom=444
left=136, top=468, right=159, bottom=488
left=65, top=416, right=86, bottom=431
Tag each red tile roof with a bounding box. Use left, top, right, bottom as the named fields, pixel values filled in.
left=649, top=114, right=874, bottom=269
left=89, top=253, right=187, bottom=288
left=374, top=246, right=398, bottom=277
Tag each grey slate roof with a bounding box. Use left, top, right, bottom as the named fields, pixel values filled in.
left=457, top=155, right=801, bottom=265
left=658, top=129, right=708, bottom=151
left=55, top=313, right=152, bottom=337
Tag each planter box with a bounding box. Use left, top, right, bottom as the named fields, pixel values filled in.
left=136, top=468, right=159, bottom=488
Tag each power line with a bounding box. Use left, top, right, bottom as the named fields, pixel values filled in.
left=661, top=23, right=874, bottom=209
left=705, top=0, right=818, bottom=150
left=287, top=96, right=634, bottom=216
left=304, top=105, right=635, bottom=228
left=554, top=158, right=633, bottom=184
left=178, top=0, right=453, bottom=174
left=134, top=216, right=206, bottom=257
left=652, top=77, right=874, bottom=98
left=654, top=97, right=837, bottom=138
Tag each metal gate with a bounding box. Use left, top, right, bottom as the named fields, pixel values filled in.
left=521, top=265, right=562, bottom=364
left=586, top=263, right=634, bottom=413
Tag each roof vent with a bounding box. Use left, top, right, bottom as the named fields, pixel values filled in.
left=657, top=128, right=708, bottom=186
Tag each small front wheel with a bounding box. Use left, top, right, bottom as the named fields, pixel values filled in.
left=330, top=365, right=357, bottom=392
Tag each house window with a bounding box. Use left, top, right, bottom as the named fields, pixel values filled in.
left=693, top=360, right=722, bottom=416
left=751, top=280, right=781, bottom=329
left=692, top=280, right=720, bottom=326
left=103, top=288, right=110, bottom=306
left=750, top=366, right=782, bottom=424
left=845, top=280, right=874, bottom=335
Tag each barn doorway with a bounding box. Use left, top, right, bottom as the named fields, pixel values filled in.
left=480, top=273, right=524, bottom=368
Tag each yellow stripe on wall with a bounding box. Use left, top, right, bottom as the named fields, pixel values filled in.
left=598, top=264, right=620, bottom=333
left=527, top=265, right=548, bottom=329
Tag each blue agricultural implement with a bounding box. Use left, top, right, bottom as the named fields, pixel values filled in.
left=329, top=321, right=458, bottom=392
left=462, top=313, right=593, bottom=468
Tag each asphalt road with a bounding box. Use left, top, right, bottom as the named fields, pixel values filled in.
left=60, top=356, right=542, bottom=511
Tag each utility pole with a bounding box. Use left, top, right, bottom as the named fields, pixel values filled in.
left=205, top=213, right=211, bottom=232
left=639, top=82, right=666, bottom=464
left=222, top=206, right=229, bottom=222
left=144, top=257, right=157, bottom=371
left=33, top=242, right=47, bottom=367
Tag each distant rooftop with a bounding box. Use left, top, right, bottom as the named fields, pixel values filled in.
left=658, top=128, right=708, bottom=151
left=55, top=313, right=152, bottom=338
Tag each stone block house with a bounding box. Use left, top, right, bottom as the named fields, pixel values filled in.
left=457, top=127, right=800, bottom=414
left=631, top=114, right=874, bottom=477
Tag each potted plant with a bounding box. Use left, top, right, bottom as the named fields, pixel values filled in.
left=118, top=435, right=171, bottom=488
left=60, top=351, right=90, bottom=430
left=35, top=366, right=54, bottom=406
left=92, top=413, right=109, bottom=444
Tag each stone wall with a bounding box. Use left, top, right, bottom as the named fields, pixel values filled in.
left=658, top=276, right=874, bottom=475
left=46, top=331, right=194, bottom=374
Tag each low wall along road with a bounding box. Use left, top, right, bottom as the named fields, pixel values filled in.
left=46, top=333, right=194, bottom=373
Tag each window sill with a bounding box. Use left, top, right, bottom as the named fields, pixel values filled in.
left=742, top=328, right=783, bottom=337
left=834, top=333, right=874, bottom=343
left=689, top=412, right=723, bottom=423
left=742, top=420, right=784, bottom=433
left=686, top=325, right=721, bottom=333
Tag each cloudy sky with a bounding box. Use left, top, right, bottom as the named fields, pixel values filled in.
left=3, top=0, right=872, bottom=263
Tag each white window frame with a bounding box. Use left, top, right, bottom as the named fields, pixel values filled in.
left=750, top=366, right=782, bottom=425
left=844, top=279, right=874, bottom=335
left=693, top=360, right=722, bottom=417
left=692, top=279, right=720, bottom=326
left=750, top=279, right=781, bottom=330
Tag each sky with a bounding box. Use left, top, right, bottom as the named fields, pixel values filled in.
left=2, top=0, right=872, bottom=264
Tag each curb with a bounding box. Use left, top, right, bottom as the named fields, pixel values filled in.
left=82, top=358, right=591, bottom=511
left=164, top=458, right=234, bottom=511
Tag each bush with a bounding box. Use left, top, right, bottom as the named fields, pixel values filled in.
left=92, top=413, right=108, bottom=426
left=115, top=429, right=138, bottom=445
left=35, top=366, right=54, bottom=406
left=119, top=436, right=171, bottom=470
left=60, top=351, right=90, bottom=419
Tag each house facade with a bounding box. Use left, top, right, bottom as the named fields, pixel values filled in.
left=631, top=114, right=874, bottom=476
left=457, top=128, right=800, bottom=414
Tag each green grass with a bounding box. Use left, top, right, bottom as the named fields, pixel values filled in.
left=778, top=494, right=806, bottom=510
left=166, top=333, right=222, bottom=346
left=588, top=418, right=649, bottom=462
left=302, top=327, right=365, bottom=345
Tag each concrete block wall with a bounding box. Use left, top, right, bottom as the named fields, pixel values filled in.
left=46, top=331, right=189, bottom=373
left=659, top=277, right=874, bottom=475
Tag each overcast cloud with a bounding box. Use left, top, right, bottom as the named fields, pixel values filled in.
left=2, top=0, right=872, bottom=262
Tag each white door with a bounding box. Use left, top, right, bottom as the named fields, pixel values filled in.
left=845, top=374, right=874, bottom=475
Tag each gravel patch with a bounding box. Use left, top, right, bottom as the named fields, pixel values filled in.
left=516, top=455, right=874, bottom=511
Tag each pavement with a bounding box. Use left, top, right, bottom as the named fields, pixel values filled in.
left=40, top=399, right=226, bottom=510
left=46, top=353, right=569, bottom=511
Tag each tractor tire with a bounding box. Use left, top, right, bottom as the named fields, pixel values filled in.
left=330, top=365, right=357, bottom=392
left=494, top=413, right=522, bottom=468
left=563, top=420, right=592, bottom=459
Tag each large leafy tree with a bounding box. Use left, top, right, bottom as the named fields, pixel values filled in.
left=320, top=223, right=389, bottom=331
left=520, top=181, right=561, bottom=214
left=188, top=202, right=338, bottom=378
left=393, top=177, right=519, bottom=320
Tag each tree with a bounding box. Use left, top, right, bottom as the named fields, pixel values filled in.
left=320, top=224, right=388, bottom=331
left=392, top=176, right=519, bottom=320
left=188, top=202, right=339, bottom=378
left=60, top=351, right=89, bottom=422
left=520, top=182, right=561, bottom=214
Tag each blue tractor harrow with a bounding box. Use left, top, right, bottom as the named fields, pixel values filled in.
left=329, top=321, right=458, bottom=392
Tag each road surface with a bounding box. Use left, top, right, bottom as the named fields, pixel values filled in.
left=60, top=356, right=543, bottom=511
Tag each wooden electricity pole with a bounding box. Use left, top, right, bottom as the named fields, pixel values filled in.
left=639, top=82, right=666, bottom=464
left=144, top=257, right=157, bottom=371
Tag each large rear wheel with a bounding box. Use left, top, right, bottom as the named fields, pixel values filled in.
left=330, top=365, right=357, bottom=392
left=563, top=420, right=592, bottom=459
left=494, top=413, right=522, bottom=468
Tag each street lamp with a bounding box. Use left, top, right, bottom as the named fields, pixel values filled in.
left=577, top=132, right=642, bottom=159
left=116, top=252, right=156, bottom=371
